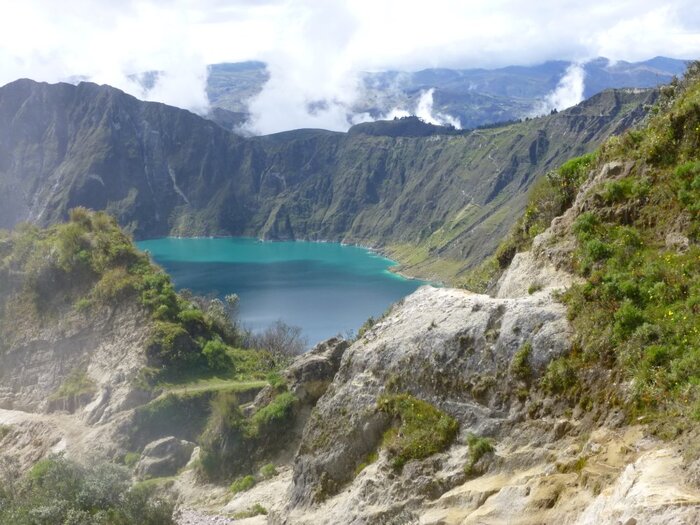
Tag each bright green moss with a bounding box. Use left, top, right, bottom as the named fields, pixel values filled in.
left=377, top=393, right=459, bottom=469
left=229, top=475, right=255, bottom=494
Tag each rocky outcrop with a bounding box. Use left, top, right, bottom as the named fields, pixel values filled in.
left=284, top=338, right=349, bottom=404
left=531, top=160, right=636, bottom=271
left=0, top=303, right=153, bottom=423
left=576, top=447, right=700, bottom=525
left=247, top=338, right=349, bottom=415
left=287, top=286, right=571, bottom=514
left=494, top=251, right=575, bottom=298
left=136, top=436, right=196, bottom=480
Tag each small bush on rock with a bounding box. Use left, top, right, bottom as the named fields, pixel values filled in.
left=377, top=393, right=459, bottom=469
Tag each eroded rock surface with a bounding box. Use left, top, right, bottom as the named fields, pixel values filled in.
left=287, top=286, right=571, bottom=516
left=136, top=436, right=196, bottom=480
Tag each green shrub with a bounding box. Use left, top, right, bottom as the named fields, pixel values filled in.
left=265, top=372, right=286, bottom=389
left=145, top=322, right=200, bottom=370
left=259, top=463, right=277, bottom=479
left=464, top=433, right=495, bottom=476
left=123, top=452, right=141, bottom=469
left=250, top=392, right=298, bottom=431
left=232, top=503, right=268, bottom=519
left=177, top=308, right=208, bottom=335
left=198, top=393, right=247, bottom=480
left=377, top=394, right=458, bottom=469
left=93, top=267, right=138, bottom=301
left=198, top=391, right=298, bottom=481
left=230, top=475, right=256, bottom=494
left=0, top=455, right=174, bottom=525
left=527, top=283, right=543, bottom=295
left=613, top=301, right=646, bottom=340
left=583, top=239, right=613, bottom=262
left=74, top=297, right=92, bottom=312
left=137, top=272, right=179, bottom=319
left=601, top=178, right=634, bottom=204
left=201, top=339, right=234, bottom=372
left=510, top=342, right=532, bottom=381
left=573, top=212, right=599, bottom=238
left=541, top=357, right=578, bottom=395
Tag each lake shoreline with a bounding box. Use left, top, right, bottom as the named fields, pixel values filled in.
left=136, top=234, right=441, bottom=286
left=136, top=236, right=430, bottom=344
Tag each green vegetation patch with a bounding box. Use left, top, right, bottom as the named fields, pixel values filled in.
left=529, top=62, right=700, bottom=421
left=0, top=208, right=270, bottom=383
left=559, top=66, right=700, bottom=414
left=198, top=390, right=299, bottom=481
left=510, top=342, right=533, bottom=381
left=497, top=152, right=596, bottom=269
left=377, top=393, right=459, bottom=469
left=464, top=433, right=495, bottom=477
left=123, top=452, right=141, bottom=469
left=259, top=463, right=277, bottom=479
left=0, top=455, right=174, bottom=525
left=231, top=503, right=268, bottom=519
left=131, top=379, right=265, bottom=447
left=229, top=475, right=256, bottom=494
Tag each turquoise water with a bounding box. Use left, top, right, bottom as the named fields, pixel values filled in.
left=136, top=237, right=428, bottom=345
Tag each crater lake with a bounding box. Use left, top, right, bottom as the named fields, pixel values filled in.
left=137, top=237, right=429, bottom=345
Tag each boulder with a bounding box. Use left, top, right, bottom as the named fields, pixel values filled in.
left=248, top=337, right=349, bottom=414
left=285, top=338, right=349, bottom=403
left=135, top=436, right=195, bottom=480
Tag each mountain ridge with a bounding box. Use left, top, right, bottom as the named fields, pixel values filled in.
left=0, top=78, right=657, bottom=282
left=202, top=56, right=685, bottom=131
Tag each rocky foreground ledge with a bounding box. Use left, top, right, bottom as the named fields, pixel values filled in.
left=169, top=260, right=700, bottom=524
left=3, top=265, right=700, bottom=524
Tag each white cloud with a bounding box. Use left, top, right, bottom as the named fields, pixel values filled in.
left=0, top=0, right=698, bottom=127
left=531, top=64, right=586, bottom=116
left=414, top=89, right=461, bottom=129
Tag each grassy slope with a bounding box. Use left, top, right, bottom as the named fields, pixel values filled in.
left=0, top=208, right=282, bottom=388
left=560, top=65, right=700, bottom=423
left=470, top=62, right=700, bottom=433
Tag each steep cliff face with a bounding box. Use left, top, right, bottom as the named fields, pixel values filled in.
left=0, top=301, right=151, bottom=419
left=0, top=79, right=247, bottom=236
left=0, top=79, right=656, bottom=281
